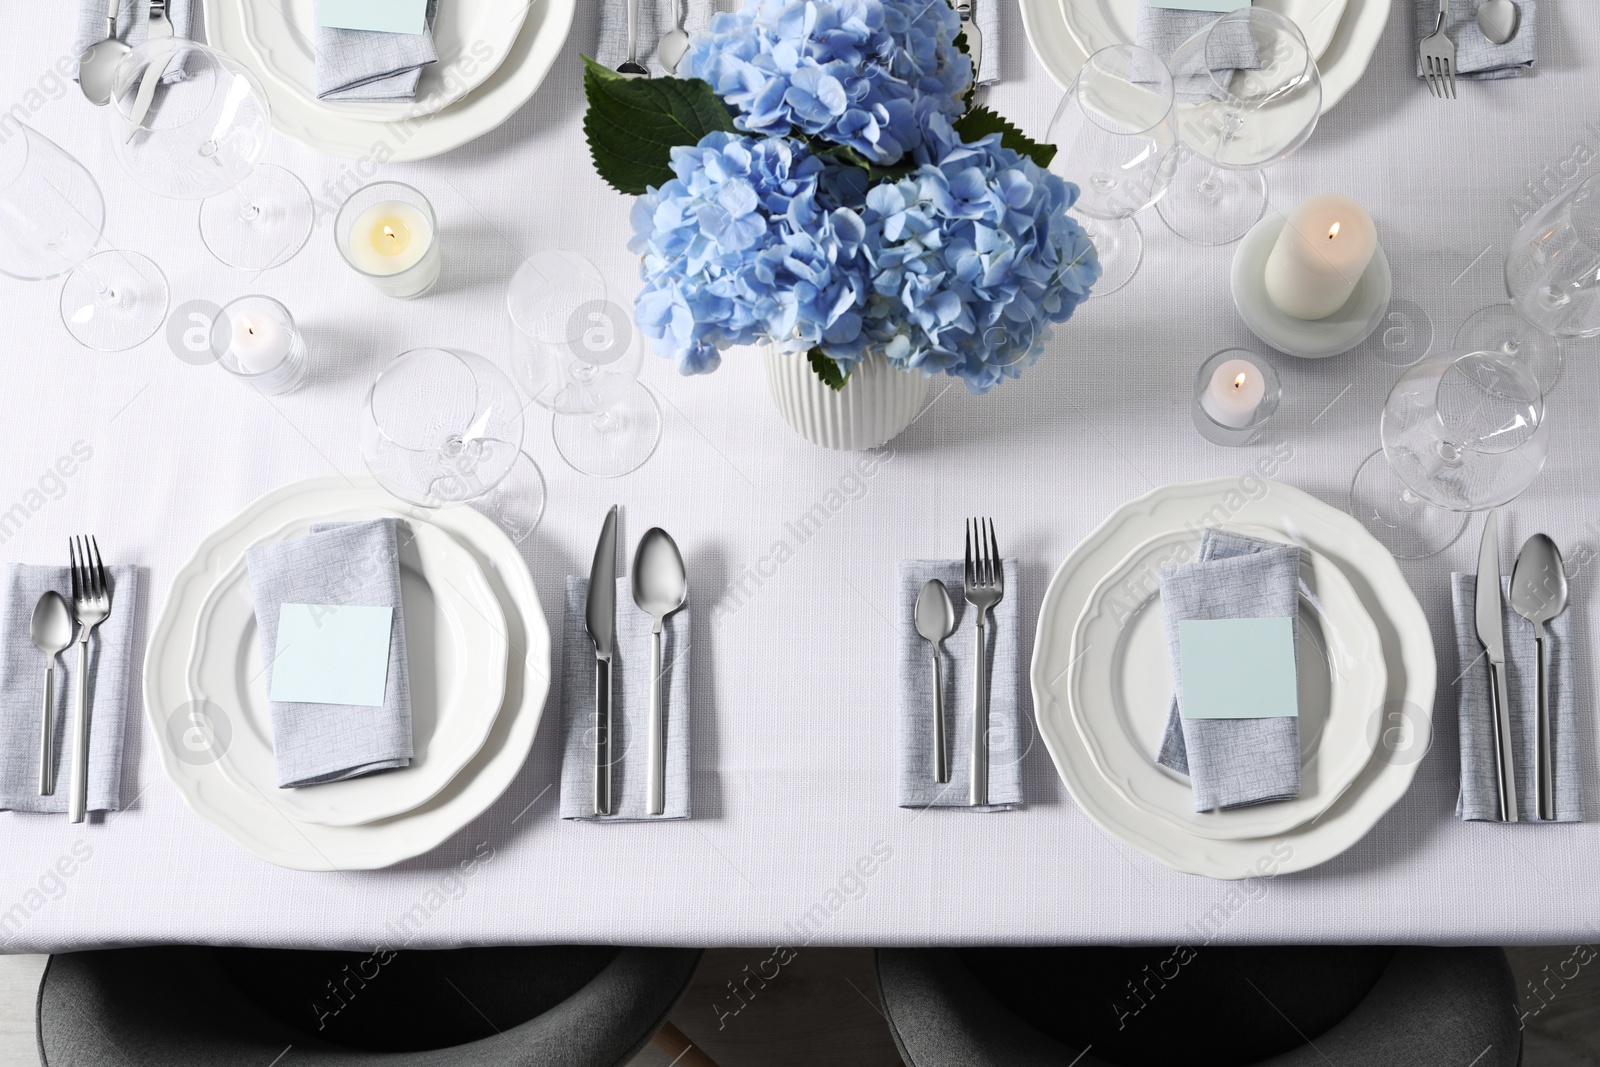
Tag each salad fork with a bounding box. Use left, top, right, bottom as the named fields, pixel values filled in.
left=68, top=536, right=111, bottom=824
left=1420, top=0, right=1456, bottom=99
left=963, top=518, right=1003, bottom=807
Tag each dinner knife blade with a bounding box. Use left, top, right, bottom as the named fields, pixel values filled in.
left=1475, top=509, right=1504, bottom=663
left=586, top=505, right=618, bottom=816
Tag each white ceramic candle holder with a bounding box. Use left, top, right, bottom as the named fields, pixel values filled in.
left=1231, top=214, right=1392, bottom=359
left=1192, top=348, right=1281, bottom=447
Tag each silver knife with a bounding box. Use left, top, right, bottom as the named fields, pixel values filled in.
left=125, top=0, right=174, bottom=143
left=1475, top=508, right=1519, bottom=822
left=586, top=505, right=619, bottom=816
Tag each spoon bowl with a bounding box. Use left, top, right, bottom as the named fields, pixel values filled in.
left=79, top=37, right=133, bottom=106
left=658, top=28, right=691, bottom=76
left=1475, top=0, right=1520, bottom=46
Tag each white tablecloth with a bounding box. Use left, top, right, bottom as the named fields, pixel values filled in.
left=2, top=2, right=1598, bottom=954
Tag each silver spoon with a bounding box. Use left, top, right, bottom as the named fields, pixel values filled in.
left=31, top=591, right=73, bottom=796
left=915, top=579, right=956, bottom=784
left=632, top=528, right=687, bottom=816
left=1510, top=533, right=1567, bottom=821
left=1476, top=0, right=1519, bottom=46
left=658, top=0, right=690, bottom=77
left=78, top=0, right=132, bottom=106
left=618, top=0, right=650, bottom=78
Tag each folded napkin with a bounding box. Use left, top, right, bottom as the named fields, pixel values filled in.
left=246, top=519, right=412, bottom=789
left=1137, top=2, right=1261, bottom=98
left=0, top=563, right=140, bottom=814
left=73, top=0, right=193, bottom=78
left=1156, top=530, right=1301, bottom=812
left=560, top=577, right=691, bottom=820
left=1450, top=573, right=1580, bottom=821
left=596, top=0, right=1003, bottom=84
left=897, top=560, right=1022, bottom=812
left=316, top=0, right=439, bottom=102
left=1414, top=0, right=1536, bottom=80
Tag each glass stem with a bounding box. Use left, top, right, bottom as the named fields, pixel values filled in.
left=75, top=252, right=121, bottom=308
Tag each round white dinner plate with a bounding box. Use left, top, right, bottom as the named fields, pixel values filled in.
left=1031, top=478, right=1434, bottom=879
left=187, top=514, right=508, bottom=827
left=1022, top=0, right=1387, bottom=112
left=147, top=476, right=551, bottom=871
left=204, top=0, right=576, bottom=160
left=238, top=0, right=531, bottom=122
left=1061, top=0, right=1348, bottom=64
left=1066, top=524, right=1386, bottom=841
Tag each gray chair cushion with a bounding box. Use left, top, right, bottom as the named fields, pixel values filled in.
left=876, top=946, right=1521, bottom=1067
left=38, top=945, right=702, bottom=1067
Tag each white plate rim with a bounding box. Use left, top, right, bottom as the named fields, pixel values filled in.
left=1060, top=0, right=1349, bottom=65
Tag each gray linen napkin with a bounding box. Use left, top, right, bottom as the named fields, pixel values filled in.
left=560, top=577, right=691, bottom=821
left=73, top=0, right=193, bottom=79
left=245, top=519, right=412, bottom=789
left=897, top=560, right=1022, bottom=812
left=1137, top=3, right=1260, bottom=99
left=597, top=0, right=1002, bottom=84
left=0, top=564, right=139, bottom=814
left=1156, top=530, right=1301, bottom=812
left=1450, top=573, right=1580, bottom=821
left=316, top=0, right=439, bottom=102
left=1415, top=0, right=1535, bottom=80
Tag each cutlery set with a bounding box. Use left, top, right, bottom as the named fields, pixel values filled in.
left=33, top=537, right=114, bottom=823
left=1421, top=0, right=1521, bottom=98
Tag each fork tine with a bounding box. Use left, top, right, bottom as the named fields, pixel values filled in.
left=1445, top=58, right=1456, bottom=99
left=964, top=519, right=975, bottom=591
left=1425, top=57, right=1439, bottom=98
left=986, top=518, right=1000, bottom=588
left=68, top=537, right=80, bottom=605
left=90, top=536, right=106, bottom=600
left=978, top=517, right=991, bottom=587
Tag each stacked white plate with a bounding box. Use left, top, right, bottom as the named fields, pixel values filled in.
left=1021, top=0, right=1390, bottom=111
left=1030, top=479, right=1435, bottom=879
left=145, top=476, right=552, bottom=870
left=204, top=0, right=577, bottom=159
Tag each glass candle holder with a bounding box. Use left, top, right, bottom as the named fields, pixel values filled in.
left=1192, top=348, right=1281, bottom=446
left=209, top=295, right=308, bottom=395
left=335, top=181, right=441, bottom=300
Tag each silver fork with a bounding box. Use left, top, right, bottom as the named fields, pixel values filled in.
left=963, top=518, right=1003, bottom=807
left=68, top=537, right=111, bottom=825
left=1420, top=0, right=1456, bottom=99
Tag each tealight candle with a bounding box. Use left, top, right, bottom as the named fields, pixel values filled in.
left=210, top=296, right=308, bottom=395
left=1192, top=349, right=1281, bottom=447
left=335, top=182, right=441, bottom=300
left=1264, top=194, right=1378, bottom=320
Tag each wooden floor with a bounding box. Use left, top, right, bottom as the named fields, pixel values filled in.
left=3, top=946, right=1598, bottom=1065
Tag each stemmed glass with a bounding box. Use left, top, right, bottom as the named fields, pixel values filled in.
left=110, top=40, right=312, bottom=271
left=361, top=348, right=546, bottom=542
left=1456, top=176, right=1600, bottom=397
left=1046, top=44, right=1178, bottom=296
left=507, top=251, right=662, bottom=478
left=1157, top=8, right=1323, bottom=246
left=1348, top=349, right=1549, bottom=559
left=0, top=123, right=168, bottom=351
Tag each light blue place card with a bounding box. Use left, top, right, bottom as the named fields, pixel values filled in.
left=1177, top=617, right=1298, bottom=719
left=1148, top=0, right=1251, bottom=12
left=269, top=604, right=394, bottom=707
left=317, top=0, right=429, bottom=35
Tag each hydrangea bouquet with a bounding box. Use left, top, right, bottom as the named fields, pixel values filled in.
left=582, top=0, right=1101, bottom=393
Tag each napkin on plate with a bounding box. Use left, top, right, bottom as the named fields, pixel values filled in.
left=596, top=0, right=1003, bottom=84
left=1156, top=530, right=1301, bottom=812
left=0, top=564, right=140, bottom=814
left=245, top=518, right=412, bottom=788
left=73, top=0, right=194, bottom=78
left=316, top=0, right=439, bottom=102
left=560, top=576, right=691, bottom=821
left=1449, top=573, right=1580, bottom=821
left=897, top=560, right=1022, bottom=812
left=1414, top=0, right=1536, bottom=80
left=1136, top=2, right=1261, bottom=97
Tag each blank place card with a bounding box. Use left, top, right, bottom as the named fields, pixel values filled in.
left=1177, top=617, right=1298, bottom=720
left=318, top=0, right=429, bottom=35
left=269, top=604, right=394, bottom=707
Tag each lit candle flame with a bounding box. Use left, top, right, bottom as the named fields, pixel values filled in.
left=1327, top=222, right=1341, bottom=240
left=383, top=225, right=397, bottom=242
left=242, top=317, right=255, bottom=337
left=1232, top=372, right=1248, bottom=391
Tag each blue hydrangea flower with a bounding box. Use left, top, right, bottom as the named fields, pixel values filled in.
left=684, top=0, right=972, bottom=165
left=629, top=132, right=872, bottom=375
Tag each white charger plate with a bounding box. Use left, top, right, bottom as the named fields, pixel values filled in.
left=146, top=476, right=551, bottom=871
left=238, top=0, right=531, bottom=122
left=1066, top=524, right=1386, bottom=841
left=1062, top=0, right=1348, bottom=63
left=187, top=513, right=508, bottom=827
left=1031, top=478, right=1434, bottom=879
left=204, top=0, right=576, bottom=160
left=1023, top=0, right=1388, bottom=112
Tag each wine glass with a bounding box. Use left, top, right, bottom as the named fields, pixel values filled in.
left=1157, top=8, right=1323, bottom=246
left=0, top=123, right=168, bottom=351
left=361, top=348, right=546, bottom=541
left=110, top=40, right=312, bottom=272
left=1046, top=45, right=1178, bottom=296
left=507, top=251, right=662, bottom=478
left=1348, top=350, right=1549, bottom=559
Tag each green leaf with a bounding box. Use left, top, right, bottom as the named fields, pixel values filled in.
left=807, top=139, right=919, bottom=186
left=581, top=56, right=739, bottom=195
left=807, top=348, right=851, bottom=392
left=953, top=105, right=1058, bottom=169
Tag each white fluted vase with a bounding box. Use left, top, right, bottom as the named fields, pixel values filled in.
left=762, top=346, right=929, bottom=451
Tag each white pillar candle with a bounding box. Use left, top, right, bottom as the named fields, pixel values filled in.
left=1200, top=357, right=1267, bottom=429
left=1264, top=194, right=1378, bottom=321
left=225, top=298, right=293, bottom=373
left=336, top=184, right=443, bottom=301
